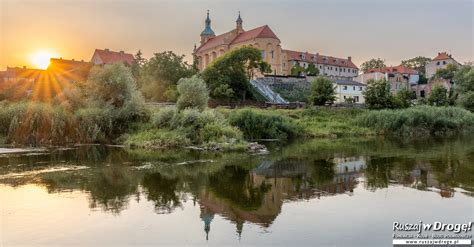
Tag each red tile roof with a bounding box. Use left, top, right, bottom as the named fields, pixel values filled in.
left=432, top=52, right=452, bottom=61
left=283, top=49, right=358, bottom=69
left=195, top=25, right=280, bottom=53
left=231, top=25, right=280, bottom=44
left=367, top=65, right=418, bottom=75
left=92, top=49, right=134, bottom=65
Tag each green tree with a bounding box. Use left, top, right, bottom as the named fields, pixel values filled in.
left=401, top=56, right=431, bottom=74
left=394, top=88, right=413, bottom=108
left=453, top=65, right=474, bottom=111
left=139, top=51, right=196, bottom=102
left=427, top=85, right=448, bottom=106
left=361, top=58, right=386, bottom=73
left=306, top=64, right=320, bottom=76
left=434, top=63, right=458, bottom=80
left=131, top=50, right=147, bottom=80
left=309, top=76, right=336, bottom=105
left=176, top=76, right=209, bottom=111
left=290, top=64, right=305, bottom=76
left=201, top=47, right=271, bottom=101
left=363, top=79, right=394, bottom=109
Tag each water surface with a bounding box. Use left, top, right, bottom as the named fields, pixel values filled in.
left=1, top=137, right=473, bottom=246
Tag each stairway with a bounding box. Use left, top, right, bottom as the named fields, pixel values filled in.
left=250, top=78, right=289, bottom=104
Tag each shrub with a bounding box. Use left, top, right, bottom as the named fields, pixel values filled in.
left=152, top=107, right=176, bottom=128
left=228, top=109, right=304, bottom=140
left=124, top=129, right=191, bottom=148
left=427, top=85, right=448, bottom=106
left=458, top=91, right=474, bottom=112
left=176, top=76, right=209, bottom=111
left=309, top=76, right=336, bottom=105
left=363, top=79, right=395, bottom=109
left=355, top=106, right=474, bottom=137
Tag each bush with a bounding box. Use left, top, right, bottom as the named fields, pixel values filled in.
left=176, top=76, right=209, bottom=111
left=363, top=79, right=395, bottom=109
left=458, top=91, right=474, bottom=112
left=228, top=109, right=304, bottom=140
left=309, top=76, right=336, bottom=105
left=152, top=107, right=176, bottom=128
left=427, top=85, right=448, bottom=106
left=355, top=106, right=474, bottom=137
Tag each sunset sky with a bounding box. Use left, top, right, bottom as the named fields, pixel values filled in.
left=1, top=0, right=473, bottom=70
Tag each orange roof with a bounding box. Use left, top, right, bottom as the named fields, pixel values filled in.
left=195, top=25, right=280, bottom=53
left=92, top=49, right=134, bottom=65
left=231, top=25, right=280, bottom=44
left=367, top=65, right=418, bottom=75
left=432, top=52, right=452, bottom=61
left=283, top=49, right=358, bottom=69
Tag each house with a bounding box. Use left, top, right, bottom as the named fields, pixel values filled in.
left=90, top=48, right=135, bottom=66
left=333, top=79, right=366, bottom=104
left=193, top=11, right=358, bottom=77
left=355, top=65, right=419, bottom=94
left=48, top=58, right=93, bottom=83
left=0, top=66, right=43, bottom=83
left=283, top=50, right=358, bottom=78
left=425, top=52, right=460, bottom=78
left=412, top=78, right=453, bottom=98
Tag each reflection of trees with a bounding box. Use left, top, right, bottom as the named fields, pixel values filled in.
left=142, top=172, right=182, bottom=214
left=87, top=166, right=139, bottom=214
left=208, top=166, right=270, bottom=211
left=364, top=157, right=393, bottom=190
left=309, top=159, right=335, bottom=187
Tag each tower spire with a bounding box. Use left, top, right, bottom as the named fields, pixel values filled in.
left=236, top=11, right=243, bottom=34
left=200, top=10, right=215, bottom=45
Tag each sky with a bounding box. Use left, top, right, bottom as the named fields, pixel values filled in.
left=0, top=0, right=473, bottom=70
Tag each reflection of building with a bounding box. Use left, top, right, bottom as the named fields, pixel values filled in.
left=197, top=158, right=366, bottom=240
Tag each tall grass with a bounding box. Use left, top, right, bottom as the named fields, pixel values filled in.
left=228, top=108, right=305, bottom=140
left=355, top=106, right=474, bottom=137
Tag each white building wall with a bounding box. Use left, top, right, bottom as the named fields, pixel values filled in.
left=333, top=83, right=366, bottom=104
left=425, top=58, right=458, bottom=78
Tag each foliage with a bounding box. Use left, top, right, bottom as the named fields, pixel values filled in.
left=228, top=108, right=304, bottom=140
left=212, top=84, right=235, bottom=100
left=85, top=63, right=150, bottom=138
left=401, top=56, right=431, bottom=74
left=272, top=86, right=310, bottom=102
left=458, top=91, right=474, bottom=112
left=454, top=65, right=474, bottom=93
left=356, top=106, right=474, bottom=137
left=131, top=49, right=147, bottom=79
left=176, top=76, right=209, bottom=111
left=394, top=88, right=414, bottom=108
left=201, top=46, right=271, bottom=101
left=306, top=64, right=319, bottom=76
left=427, top=85, right=448, bottom=106
left=309, top=76, right=336, bottom=106
left=361, top=58, right=386, bottom=73
left=363, top=79, right=395, bottom=109
left=434, top=63, right=458, bottom=80
left=290, top=64, right=305, bottom=76
left=139, top=51, right=196, bottom=101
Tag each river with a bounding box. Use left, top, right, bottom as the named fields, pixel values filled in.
left=1, top=137, right=473, bottom=246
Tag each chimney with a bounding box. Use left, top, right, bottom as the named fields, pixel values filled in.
left=348, top=56, right=352, bottom=61
left=120, top=51, right=124, bottom=55
left=105, top=48, right=110, bottom=52
left=72, top=59, right=75, bottom=61
left=81, top=59, right=84, bottom=62
left=23, top=66, right=26, bottom=69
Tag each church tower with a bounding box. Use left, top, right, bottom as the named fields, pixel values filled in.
left=200, top=10, right=215, bottom=45
left=236, top=11, right=244, bottom=34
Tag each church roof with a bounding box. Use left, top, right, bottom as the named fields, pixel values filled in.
left=283, top=50, right=358, bottom=69
left=195, top=25, right=280, bottom=53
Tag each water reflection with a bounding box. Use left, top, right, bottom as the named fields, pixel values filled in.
left=0, top=136, right=473, bottom=241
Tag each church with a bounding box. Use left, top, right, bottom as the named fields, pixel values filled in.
left=193, top=11, right=359, bottom=78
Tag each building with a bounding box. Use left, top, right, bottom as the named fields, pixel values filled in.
left=412, top=78, right=453, bottom=98
left=333, top=79, right=366, bottom=104
left=283, top=50, right=358, bottom=78
left=193, top=11, right=358, bottom=77
left=0, top=66, right=43, bottom=83
left=48, top=58, right=93, bottom=83
left=90, top=48, right=135, bottom=66
left=425, top=52, right=460, bottom=78
left=194, top=11, right=283, bottom=74
left=355, top=65, right=419, bottom=94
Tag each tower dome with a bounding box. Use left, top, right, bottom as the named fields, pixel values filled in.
left=201, top=10, right=215, bottom=36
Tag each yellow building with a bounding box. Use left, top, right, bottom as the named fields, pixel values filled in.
left=193, top=11, right=283, bottom=74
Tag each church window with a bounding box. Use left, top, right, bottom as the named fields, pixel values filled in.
left=261, top=50, right=266, bottom=58
left=271, top=50, right=274, bottom=59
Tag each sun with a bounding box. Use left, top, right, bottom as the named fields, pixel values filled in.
left=31, top=51, right=55, bottom=70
